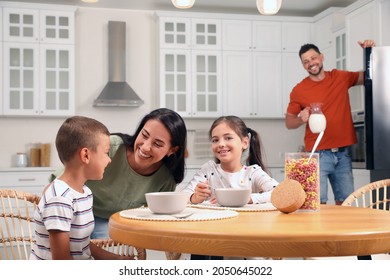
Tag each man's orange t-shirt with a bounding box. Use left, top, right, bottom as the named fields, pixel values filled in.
left=287, top=69, right=359, bottom=151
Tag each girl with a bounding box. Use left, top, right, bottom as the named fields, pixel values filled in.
left=184, top=115, right=278, bottom=205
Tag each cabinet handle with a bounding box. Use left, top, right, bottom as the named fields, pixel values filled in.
left=18, top=178, right=36, bottom=182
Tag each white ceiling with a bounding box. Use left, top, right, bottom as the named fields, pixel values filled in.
left=8, top=0, right=360, bottom=17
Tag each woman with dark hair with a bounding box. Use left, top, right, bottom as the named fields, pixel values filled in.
left=87, top=108, right=187, bottom=238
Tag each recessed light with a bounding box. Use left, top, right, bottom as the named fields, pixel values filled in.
left=82, top=0, right=99, bottom=3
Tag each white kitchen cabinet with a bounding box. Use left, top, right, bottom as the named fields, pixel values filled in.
left=3, top=7, right=74, bottom=44
left=159, top=17, right=190, bottom=49
left=158, top=16, right=222, bottom=118
left=191, top=19, right=221, bottom=50
left=345, top=0, right=379, bottom=112
left=268, top=167, right=285, bottom=183
left=334, top=29, right=347, bottom=70
left=281, top=22, right=311, bottom=53
left=159, top=17, right=221, bottom=50
left=1, top=3, right=76, bottom=117
left=2, top=7, right=39, bottom=43
left=281, top=52, right=308, bottom=116
left=223, top=50, right=282, bottom=118
left=159, top=14, right=310, bottom=119
left=222, top=20, right=281, bottom=52
left=3, top=42, right=74, bottom=116
left=159, top=49, right=222, bottom=118
left=0, top=167, right=54, bottom=195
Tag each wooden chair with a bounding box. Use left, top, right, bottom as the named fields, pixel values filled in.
left=91, top=238, right=146, bottom=260
left=0, top=189, right=146, bottom=260
left=342, top=179, right=390, bottom=209
left=341, top=179, right=390, bottom=260
left=0, top=189, right=40, bottom=260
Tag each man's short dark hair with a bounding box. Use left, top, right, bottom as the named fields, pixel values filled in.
left=299, top=44, right=321, bottom=58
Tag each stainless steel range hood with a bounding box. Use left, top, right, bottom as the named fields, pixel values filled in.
left=93, top=21, right=144, bottom=107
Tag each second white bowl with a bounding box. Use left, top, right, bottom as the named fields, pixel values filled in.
left=214, top=188, right=251, bottom=207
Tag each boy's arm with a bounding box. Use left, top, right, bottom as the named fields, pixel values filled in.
left=49, top=230, right=72, bottom=260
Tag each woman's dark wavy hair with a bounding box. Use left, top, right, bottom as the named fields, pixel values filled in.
left=113, top=108, right=187, bottom=184
left=208, top=116, right=269, bottom=174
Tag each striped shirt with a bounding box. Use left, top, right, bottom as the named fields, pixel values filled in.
left=30, top=179, right=94, bottom=260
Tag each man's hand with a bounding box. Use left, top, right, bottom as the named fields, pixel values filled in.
left=358, top=40, right=376, bottom=48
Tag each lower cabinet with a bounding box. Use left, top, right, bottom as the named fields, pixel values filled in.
left=0, top=168, right=55, bottom=195
left=268, top=167, right=285, bottom=184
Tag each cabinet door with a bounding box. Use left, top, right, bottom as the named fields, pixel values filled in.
left=39, top=10, right=74, bottom=44
left=191, top=51, right=222, bottom=117
left=312, top=14, right=333, bottom=51
left=334, top=30, right=347, bottom=70
left=222, top=19, right=252, bottom=51
left=269, top=167, right=285, bottom=183
left=346, top=2, right=379, bottom=112
left=3, top=42, right=39, bottom=116
left=281, top=52, right=307, bottom=114
left=222, top=51, right=253, bottom=118
left=40, top=44, right=75, bottom=116
left=281, top=22, right=311, bottom=52
left=253, top=52, right=283, bottom=118
left=159, top=17, right=190, bottom=49
left=3, top=8, right=39, bottom=42
left=191, top=19, right=221, bottom=50
left=252, top=21, right=281, bottom=52
left=159, top=49, right=191, bottom=116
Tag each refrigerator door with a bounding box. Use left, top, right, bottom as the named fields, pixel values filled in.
left=372, top=46, right=390, bottom=170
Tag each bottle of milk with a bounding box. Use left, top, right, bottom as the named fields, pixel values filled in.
left=308, top=103, right=326, bottom=133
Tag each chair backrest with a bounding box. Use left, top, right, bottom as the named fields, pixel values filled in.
left=0, top=189, right=40, bottom=260
left=91, top=238, right=147, bottom=260
left=342, top=179, right=390, bottom=210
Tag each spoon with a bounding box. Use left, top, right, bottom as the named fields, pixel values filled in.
left=308, top=131, right=324, bottom=162
left=137, top=212, right=194, bottom=219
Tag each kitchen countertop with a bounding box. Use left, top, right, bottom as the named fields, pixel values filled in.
left=0, top=167, right=58, bottom=172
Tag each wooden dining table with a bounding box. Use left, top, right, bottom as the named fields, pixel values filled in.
left=108, top=205, right=390, bottom=258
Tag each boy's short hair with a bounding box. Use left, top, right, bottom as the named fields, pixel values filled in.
left=56, top=116, right=109, bottom=163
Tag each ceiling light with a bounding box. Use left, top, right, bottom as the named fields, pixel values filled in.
left=171, top=0, right=195, bottom=9
left=256, top=0, right=282, bottom=15
left=82, top=0, right=99, bottom=3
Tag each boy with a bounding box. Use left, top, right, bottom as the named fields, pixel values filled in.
left=30, top=116, right=128, bottom=260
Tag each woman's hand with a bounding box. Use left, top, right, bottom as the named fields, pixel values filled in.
left=190, top=181, right=211, bottom=204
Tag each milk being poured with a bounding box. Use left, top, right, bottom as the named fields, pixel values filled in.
left=309, top=114, right=326, bottom=133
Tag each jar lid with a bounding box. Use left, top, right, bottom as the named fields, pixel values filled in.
left=271, top=178, right=306, bottom=213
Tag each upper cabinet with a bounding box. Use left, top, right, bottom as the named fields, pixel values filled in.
left=1, top=3, right=76, bottom=117
left=157, top=13, right=311, bottom=119
left=344, top=0, right=380, bottom=112
left=222, top=19, right=283, bottom=118
left=158, top=16, right=222, bottom=118
left=3, top=8, right=74, bottom=44
left=281, top=21, right=311, bottom=53
left=222, top=20, right=281, bottom=52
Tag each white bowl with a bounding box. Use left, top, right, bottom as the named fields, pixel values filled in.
left=214, top=188, right=251, bottom=207
left=145, top=192, right=190, bottom=214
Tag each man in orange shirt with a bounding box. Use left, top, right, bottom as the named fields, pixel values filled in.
left=285, top=40, right=375, bottom=205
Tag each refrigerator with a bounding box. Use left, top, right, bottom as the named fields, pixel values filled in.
left=364, top=46, right=390, bottom=181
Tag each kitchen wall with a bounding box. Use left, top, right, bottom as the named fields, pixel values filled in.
left=0, top=6, right=304, bottom=169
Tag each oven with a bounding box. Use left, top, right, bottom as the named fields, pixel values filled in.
left=351, top=110, right=366, bottom=169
